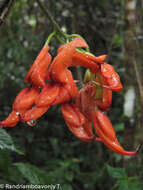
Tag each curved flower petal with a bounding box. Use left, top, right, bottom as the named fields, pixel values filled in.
left=93, top=110, right=136, bottom=156
left=95, top=125, right=137, bottom=156
left=52, top=86, right=71, bottom=105
left=62, top=70, right=78, bottom=99
left=0, top=111, right=19, bottom=127
left=13, top=87, right=40, bottom=112
left=95, top=88, right=112, bottom=111
left=61, top=103, right=85, bottom=127
left=65, top=120, right=95, bottom=142
left=62, top=103, right=94, bottom=142
left=100, top=63, right=123, bottom=92
left=51, top=70, right=78, bottom=105
left=36, top=83, right=59, bottom=107
left=93, top=110, right=116, bottom=141
left=25, top=45, right=51, bottom=87
left=21, top=106, right=49, bottom=122
left=49, top=37, right=89, bottom=83
left=57, top=37, right=89, bottom=54
left=76, top=82, right=96, bottom=119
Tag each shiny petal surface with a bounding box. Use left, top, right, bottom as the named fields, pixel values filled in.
left=21, top=106, right=49, bottom=122
left=36, top=83, right=59, bottom=107
left=25, top=46, right=51, bottom=87
left=101, top=64, right=123, bottom=92
left=65, top=120, right=95, bottom=142
left=72, top=52, right=100, bottom=74
left=13, top=87, right=30, bottom=110
left=74, top=52, right=106, bottom=64
left=95, top=88, right=112, bottom=111
left=52, top=86, right=71, bottom=105
left=49, top=37, right=89, bottom=83
left=95, top=124, right=136, bottom=156
left=93, top=110, right=116, bottom=141
left=30, top=52, right=51, bottom=87
left=13, top=87, right=40, bottom=112
left=25, top=46, right=50, bottom=82
left=76, top=82, right=96, bottom=119
left=93, top=110, right=136, bottom=156
left=62, top=70, right=78, bottom=98
left=0, top=111, right=19, bottom=127
left=61, top=103, right=86, bottom=127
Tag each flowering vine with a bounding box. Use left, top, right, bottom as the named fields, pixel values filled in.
left=0, top=1, right=140, bottom=156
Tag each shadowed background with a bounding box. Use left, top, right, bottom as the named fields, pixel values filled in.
left=0, top=0, right=143, bottom=189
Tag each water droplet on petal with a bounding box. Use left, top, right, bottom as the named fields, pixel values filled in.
left=27, top=120, right=37, bottom=127
left=16, top=112, right=20, bottom=116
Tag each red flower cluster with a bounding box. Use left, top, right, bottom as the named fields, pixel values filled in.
left=0, top=37, right=137, bottom=155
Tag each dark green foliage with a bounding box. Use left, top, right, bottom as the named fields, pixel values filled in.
left=0, top=0, right=142, bottom=190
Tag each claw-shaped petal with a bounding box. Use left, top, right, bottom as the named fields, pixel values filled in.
left=93, top=110, right=116, bottom=141
left=93, top=110, right=136, bottom=156
left=51, top=70, right=78, bottom=105
left=52, top=86, right=71, bottom=105
left=95, top=125, right=137, bottom=156
left=100, top=63, right=123, bottom=92
left=61, top=103, right=85, bottom=127
left=21, top=106, right=49, bottom=122
left=88, top=54, right=107, bottom=63
left=57, top=37, right=89, bottom=54
left=62, top=70, right=78, bottom=99
left=95, top=88, right=112, bottom=111
left=83, top=70, right=112, bottom=111
left=61, top=103, right=95, bottom=142
left=25, top=45, right=51, bottom=87
left=76, top=82, right=96, bottom=119
left=49, top=37, right=89, bottom=83
left=13, top=87, right=40, bottom=112
left=0, top=111, right=19, bottom=127
left=66, top=120, right=95, bottom=142
left=36, top=83, right=59, bottom=107
left=72, top=51, right=100, bottom=74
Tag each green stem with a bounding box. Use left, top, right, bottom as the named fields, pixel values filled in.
left=44, top=31, right=56, bottom=46
left=56, top=35, right=65, bottom=44
left=36, top=0, right=68, bottom=40
left=68, top=34, right=83, bottom=40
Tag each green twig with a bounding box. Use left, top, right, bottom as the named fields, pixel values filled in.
left=36, top=0, right=68, bottom=40
left=44, top=31, right=56, bottom=46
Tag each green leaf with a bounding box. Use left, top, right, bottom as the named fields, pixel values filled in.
left=106, top=165, right=127, bottom=179
left=112, top=34, right=122, bottom=46
left=118, top=180, right=130, bottom=190
left=116, top=178, right=143, bottom=190
left=0, top=128, right=23, bottom=154
left=114, top=123, right=124, bottom=132
left=64, top=171, right=74, bottom=182
left=0, top=150, right=11, bottom=178
left=127, top=181, right=143, bottom=190
left=14, top=162, right=47, bottom=184
left=62, top=184, right=73, bottom=190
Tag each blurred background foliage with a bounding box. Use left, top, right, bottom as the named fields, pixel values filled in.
left=0, top=0, right=143, bottom=189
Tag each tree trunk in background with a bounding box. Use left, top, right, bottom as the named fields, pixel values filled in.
left=124, top=0, right=143, bottom=166
left=123, top=0, right=137, bottom=161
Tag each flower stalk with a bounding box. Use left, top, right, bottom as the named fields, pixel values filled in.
left=36, top=0, right=68, bottom=41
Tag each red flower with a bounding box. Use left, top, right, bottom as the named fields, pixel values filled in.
left=25, top=45, right=52, bottom=87
left=0, top=87, right=42, bottom=127
left=0, top=111, right=19, bottom=127
left=48, top=37, right=106, bottom=83
left=99, top=63, right=123, bottom=92
left=0, top=37, right=137, bottom=156
left=92, top=110, right=137, bottom=156
left=61, top=103, right=95, bottom=142
left=74, top=82, right=137, bottom=156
